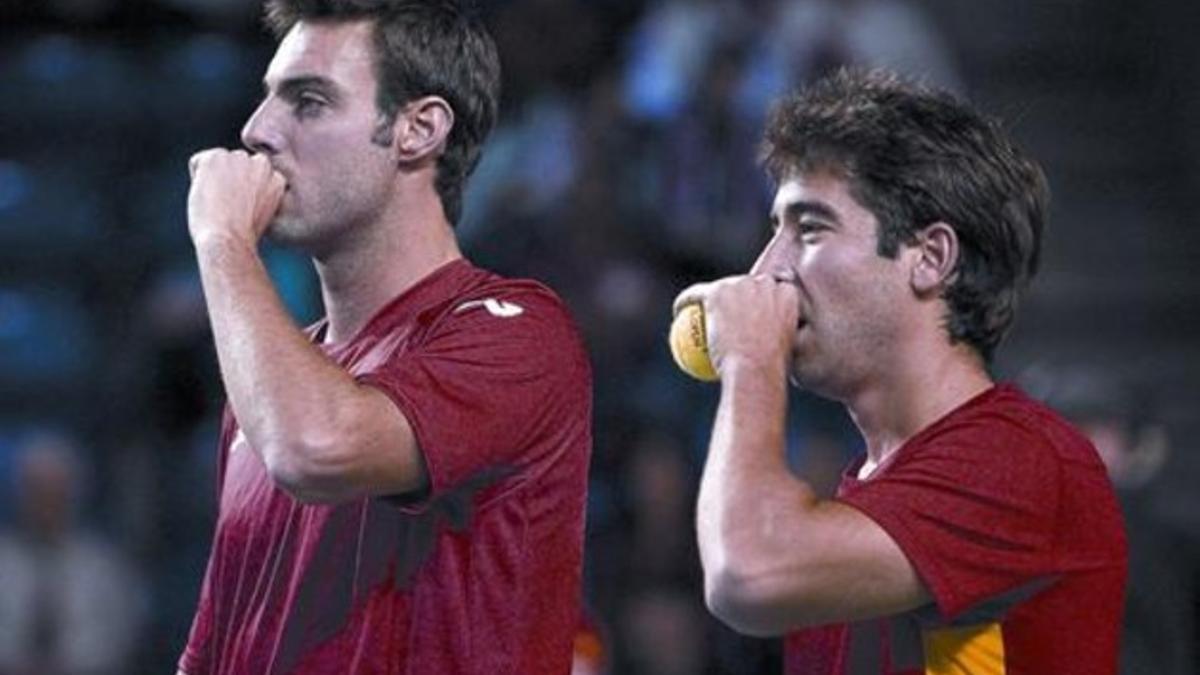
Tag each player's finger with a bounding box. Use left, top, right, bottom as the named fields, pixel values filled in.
left=672, top=283, right=712, bottom=316
left=188, top=148, right=221, bottom=180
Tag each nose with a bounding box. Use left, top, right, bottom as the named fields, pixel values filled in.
left=241, top=99, right=282, bottom=155
left=749, top=229, right=794, bottom=280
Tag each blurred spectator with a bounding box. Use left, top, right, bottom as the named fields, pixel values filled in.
left=459, top=90, right=582, bottom=241
left=1030, top=366, right=1195, bottom=675
left=657, top=45, right=773, bottom=269
left=748, top=0, right=963, bottom=107
left=0, top=428, right=145, bottom=675
left=625, top=430, right=699, bottom=583
left=620, top=585, right=708, bottom=675
left=623, top=0, right=961, bottom=128
left=621, top=0, right=741, bottom=123
left=588, top=426, right=700, bottom=610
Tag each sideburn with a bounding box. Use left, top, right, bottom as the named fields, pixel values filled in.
left=370, top=112, right=396, bottom=148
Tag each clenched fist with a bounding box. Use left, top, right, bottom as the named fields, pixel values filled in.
left=673, top=275, right=802, bottom=377
left=188, top=149, right=286, bottom=248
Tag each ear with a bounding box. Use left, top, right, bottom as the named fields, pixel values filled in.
left=390, top=96, right=455, bottom=164
left=910, top=222, right=959, bottom=296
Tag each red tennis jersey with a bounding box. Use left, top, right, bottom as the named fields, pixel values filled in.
left=179, top=259, right=593, bottom=675
left=785, top=384, right=1127, bottom=674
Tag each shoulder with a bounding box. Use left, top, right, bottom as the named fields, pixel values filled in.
left=354, top=261, right=586, bottom=366
left=887, top=385, right=1120, bottom=521
left=866, top=385, right=1084, bottom=503
left=452, top=266, right=576, bottom=320
left=368, top=264, right=590, bottom=391
left=437, top=266, right=585, bottom=352
left=915, top=385, right=1091, bottom=463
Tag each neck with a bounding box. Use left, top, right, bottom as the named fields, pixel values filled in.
left=846, top=338, right=993, bottom=470
left=314, top=186, right=461, bottom=344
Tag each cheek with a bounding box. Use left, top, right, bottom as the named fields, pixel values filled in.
left=806, top=251, right=903, bottom=330
left=303, top=138, right=392, bottom=193
left=800, top=247, right=860, bottom=301
left=296, top=118, right=389, bottom=167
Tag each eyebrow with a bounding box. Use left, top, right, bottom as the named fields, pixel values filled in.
left=771, top=199, right=841, bottom=229
left=265, top=75, right=341, bottom=102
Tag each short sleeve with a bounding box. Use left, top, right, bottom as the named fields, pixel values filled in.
left=358, top=288, right=590, bottom=506
left=838, top=413, right=1062, bottom=621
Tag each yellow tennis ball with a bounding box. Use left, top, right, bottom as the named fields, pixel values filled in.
left=669, top=303, right=718, bottom=382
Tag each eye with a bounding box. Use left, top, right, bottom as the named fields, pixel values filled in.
left=797, top=220, right=828, bottom=239
left=294, top=93, right=327, bottom=118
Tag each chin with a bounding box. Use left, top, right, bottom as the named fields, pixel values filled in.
left=787, top=361, right=816, bottom=392
left=266, top=216, right=312, bottom=246
left=788, top=359, right=839, bottom=401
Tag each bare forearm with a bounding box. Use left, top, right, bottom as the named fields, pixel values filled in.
left=698, top=357, right=930, bottom=631
left=681, top=275, right=928, bottom=632
left=193, top=236, right=425, bottom=501
left=698, top=357, right=820, bottom=632
left=193, top=237, right=357, bottom=468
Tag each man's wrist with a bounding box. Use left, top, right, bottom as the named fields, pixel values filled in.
left=191, top=228, right=259, bottom=260
left=718, top=351, right=790, bottom=382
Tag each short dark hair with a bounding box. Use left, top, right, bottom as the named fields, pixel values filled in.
left=762, top=69, right=1048, bottom=362
left=264, top=0, right=501, bottom=224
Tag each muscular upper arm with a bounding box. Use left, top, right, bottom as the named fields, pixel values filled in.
left=704, top=495, right=930, bottom=636
left=263, top=382, right=428, bottom=504
left=342, top=287, right=588, bottom=507
left=344, top=383, right=430, bottom=497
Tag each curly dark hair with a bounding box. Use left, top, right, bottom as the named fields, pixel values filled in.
left=264, top=0, right=501, bottom=224
left=762, top=68, right=1048, bottom=362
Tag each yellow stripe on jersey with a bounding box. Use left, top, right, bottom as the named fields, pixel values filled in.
left=922, top=622, right=1005, bottom=675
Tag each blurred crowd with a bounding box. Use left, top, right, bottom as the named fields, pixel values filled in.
left=0, top=1, right=1196, bottom=673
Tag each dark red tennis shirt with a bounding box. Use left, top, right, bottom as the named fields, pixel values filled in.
left=179, top=259, right=592, bottom=675
left=785, top=384, right=1127, bottom=674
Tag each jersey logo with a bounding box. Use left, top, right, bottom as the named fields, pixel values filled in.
left=453, top=298, right=525, bottom=318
